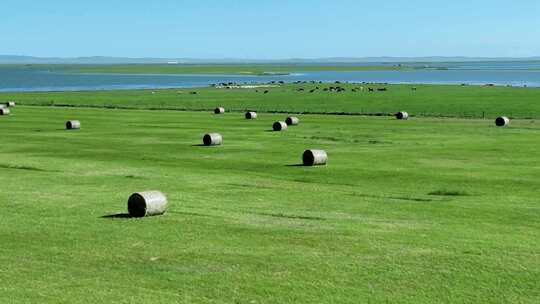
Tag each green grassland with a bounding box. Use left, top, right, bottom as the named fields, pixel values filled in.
left=12, top=64, right=407, bottom=75
left=0, top=86, right=539, bottom=303
left=2, top=83, right=540, bottom=118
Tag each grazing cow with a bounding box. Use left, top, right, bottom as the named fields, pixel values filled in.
left=309, top=89, right=315, bottom=93
left=190, top=91, right=198, bottom=95
left=377, top=88, right=387, bottom=92
left=264, top=90, right=269, bottom=94
left=412, top=87, right=417, bottom=91
left=368, top=88, right=374, bottom=92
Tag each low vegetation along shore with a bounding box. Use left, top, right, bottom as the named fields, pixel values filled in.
left=1, top=83, right=539, bottom=303
left=13, top=63, right=408, bottom=75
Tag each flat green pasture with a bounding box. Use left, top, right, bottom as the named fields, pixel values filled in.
left=2, top=84, right=540, bottom=119
left=0, top=106, right=539, bottom=303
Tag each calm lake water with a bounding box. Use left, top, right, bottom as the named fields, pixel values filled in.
left=1, top=62, right=540, bottom=92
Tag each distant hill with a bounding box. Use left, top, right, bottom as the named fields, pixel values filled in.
left=1, top=55, right=540, bottom=64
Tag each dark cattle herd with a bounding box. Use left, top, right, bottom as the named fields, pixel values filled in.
left=206, top=80, right=393, bottom=95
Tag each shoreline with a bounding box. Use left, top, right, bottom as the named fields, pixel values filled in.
left=0, top=81, right=538, bottom=93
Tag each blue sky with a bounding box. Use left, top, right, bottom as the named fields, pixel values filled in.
left=1, top=0, right=539, bottom=58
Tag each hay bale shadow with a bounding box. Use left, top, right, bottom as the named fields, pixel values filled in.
left=428, top=190, right=470, bottom=197
left=286, top=163, right=307, bottom=167
left=101, top=213, right=133, bottom=219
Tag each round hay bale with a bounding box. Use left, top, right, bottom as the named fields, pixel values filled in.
left=214, top=107, right=225, bottom=114
left=66, top=120, right=81, bottom=130
left=302, top=149, right=327, bottom=166
left=395, top=111, right=409, bottom=120
left=203, top=133, right=222, bottom=146
left=495, top=116, right=510, bottom=127
left=0, top=108, right=10, bottom=116
left=6, top=101, right=15, bottom=107
left=285, top=116, right=299, bottom=126
left=245, top=111, right=257, bottom=119
left=273, top=121, right=288, bottom=131
left=128, top=191, right=168, bottom=217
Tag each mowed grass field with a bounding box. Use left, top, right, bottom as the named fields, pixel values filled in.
left=0, top=101, right=539, bottom=303
left=2, top=83, right=540, bottom=119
